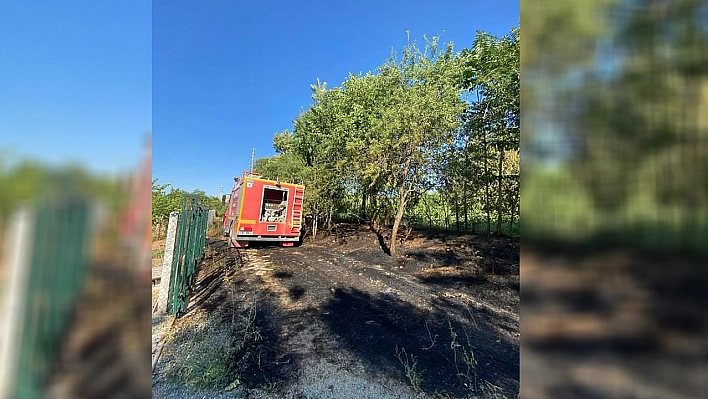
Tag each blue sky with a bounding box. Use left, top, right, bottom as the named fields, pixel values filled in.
left=0, top=1, right=151, bottom=175
left=153, top=0, right=519, bottom=196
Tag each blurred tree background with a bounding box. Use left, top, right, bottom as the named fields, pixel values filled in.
left=0, top=155, right=128, bottom=239
left=522, top=0, right=708, bottom=256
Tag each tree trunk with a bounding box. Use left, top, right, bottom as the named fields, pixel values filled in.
left=390, top=156, right=412, bottom=257
left=424, top=195, right=433, bottom=229
left=360, top=189, right=367, bottom=220
left=443, top=204, right=450, bottom=230
left=463, top=135, right=470, bottom=232
left=389, top=186, right=408, bottom=257
left=496, top=148, right=505, bottom=235
left=484, top=135, right=491, bottom=235
left=463, top=181, right=468, bottom=232
left=481, top=104, right=491, bottom=235
left=509, top=190, right=515, bottom=233
left=455, top=195, right=460, bottom=232
left=370, top=191, right=378, bottom=227
left=312, top=211, right=318, bottom=240
left=509, top=178, right=518, bottom=234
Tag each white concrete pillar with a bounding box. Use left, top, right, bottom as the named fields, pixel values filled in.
left=207, top=209, right=216, bottom=226
left=156, top=211, right=180, bottom=315
left=0, top=209, right=34, bottom=399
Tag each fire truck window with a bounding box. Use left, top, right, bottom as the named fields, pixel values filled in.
left=261, top=187, right=288, bottom=223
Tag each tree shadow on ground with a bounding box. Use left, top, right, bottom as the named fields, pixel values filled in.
left=523, top=245, right=708, bottom=399
left=164, top=289, right=300, bottom=392
left=223, top=291, right=301, bottom=390
left=415, top=272, right=489, bottom=289
left=434, top=291, right=517, bottom=329
left=188, top=245, right=239, bottom=313
left=51, top=263, right=152, bottom=399
left=402, top=235, right=519, bottom=277
left=406, top=248, right=464, bottom=266
left=321, top=287, right=519, bottom=398
left=548, top=383, right=616, bottom=399
left=173, top=240, right=302, bottom=392
left=288, top=285, right=306, bottom=300
left=273, top=270, right=294, bottom=278
left=331, top=223, right=370, bottom=239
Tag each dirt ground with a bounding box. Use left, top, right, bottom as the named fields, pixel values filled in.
left=521, top=247, right=708, bottom=399
left=49, top=262, right=152, bottom=399
left=152, top=224, right=520, bottom=398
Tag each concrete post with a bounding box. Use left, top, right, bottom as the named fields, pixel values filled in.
left=156, top=211, right=180, bottom=315
left=207, top=209, right=215, bottom=226
left=0, top=209, right=34, bottom=399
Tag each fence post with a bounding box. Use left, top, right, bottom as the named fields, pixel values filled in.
left=0, top=209, right=34, bottom=399
left=157, top=211, right=179, bottom=316
left=207, top=209, right=215, bottom=226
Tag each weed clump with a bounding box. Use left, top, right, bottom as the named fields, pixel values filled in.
left=396, top=345, right=424, bottom=393
left=163, top=313, right=235, bottom=389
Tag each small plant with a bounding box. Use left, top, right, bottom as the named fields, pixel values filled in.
left=161, top=289, right=265, bottom=391
left=449, top=321, right=478, bottom=393
left=422, top=322, right=438, bottom=350
left=481, top=380, right=507, bottom=399
left=448, top=322, right=513, bottom=398
left=203, top=243, right=216, bottom=258
left=152, top=248, right=165, bottom=258
left=163, top=316, right=236, bottom=389
left=396, top=345, right=424, bottom=393
left=207, top=222, right=223, bottom=238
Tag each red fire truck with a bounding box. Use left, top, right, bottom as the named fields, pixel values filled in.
left=222, top=171, right=304, bottom=248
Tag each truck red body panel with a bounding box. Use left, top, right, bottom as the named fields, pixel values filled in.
left=222, top=172, right=304, bottom=248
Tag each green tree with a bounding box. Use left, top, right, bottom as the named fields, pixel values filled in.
left=378, top=36, right=466, bottom=255
left=255, top=29, right=521, bottom=252
left=457, top=28, right=520, bottom=235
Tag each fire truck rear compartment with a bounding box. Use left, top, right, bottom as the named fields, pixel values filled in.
left=260, top=186, right=288, bottom=223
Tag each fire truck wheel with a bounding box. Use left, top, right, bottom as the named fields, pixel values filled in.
left=294, top=231, right=304, bottom=247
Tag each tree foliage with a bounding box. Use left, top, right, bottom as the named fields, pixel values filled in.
left=255, top=29, right=521, bottom=254
left=0, top=156, right=133, bottom=248
left=151, top=180, right=226, bottom=228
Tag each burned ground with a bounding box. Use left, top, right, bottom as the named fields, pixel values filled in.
left=521, top=248, right=708, bottom=399
left=153, top=224, right=520, bottom=398
left=49, top=263, right=152, bottom=399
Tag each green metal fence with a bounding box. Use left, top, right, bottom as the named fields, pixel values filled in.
left=168, top=195, right=209, bottom=316
left=13, top=191, right=93, bottom=399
